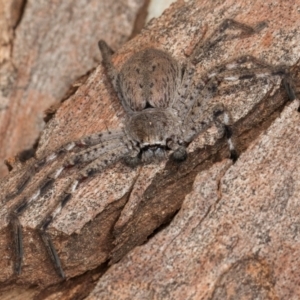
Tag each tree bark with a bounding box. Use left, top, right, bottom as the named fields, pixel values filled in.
left=1, top=0, right=300, bottom=299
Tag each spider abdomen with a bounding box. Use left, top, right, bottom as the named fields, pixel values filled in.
left=118, top=48, right=181, bottom=112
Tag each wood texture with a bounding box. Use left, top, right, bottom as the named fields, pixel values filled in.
left=1, top=0, right=300, bottom=299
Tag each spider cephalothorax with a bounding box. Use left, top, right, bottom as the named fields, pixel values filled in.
left=124, top=108, right=183, bottom=164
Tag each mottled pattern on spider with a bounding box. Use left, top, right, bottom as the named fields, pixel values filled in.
left=5, top=19, right=296, bottom=279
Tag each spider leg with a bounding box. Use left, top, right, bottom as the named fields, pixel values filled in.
left=283, top=75, right=297, bottom=101
left=98, top=40, right=133, bottom=113
left=41, top=130, right=127, bottom=168
left=191, top=18, right=267, bottom=64
left=211, top=103, right=237, bottom=161
left=182, top=55, right=291, bottom=160
left=206, top=55, right=287, bottom=82
left=11, top=195, right=66, bottom=278
left=37, top=143, right=130, bottom=278
left=8, top=129, right=133, bottom=276
left=65, top=135, right=130, bottom=166
left=40, top=230, right=65, bottom=278
left=10, top=185, right=46, bottom=275
left=98, top=40, right=117, bottom=88
left=4, top=130, right=125, bottom=204
left=173, top=63, right=199, bottom=120
left=35, top=138, right=130, bottom=205
left=173, top=56, right=284, bottom=150
left=45, top=142, right=131, bottom=226
left=11, top=214, right=23, bottom=274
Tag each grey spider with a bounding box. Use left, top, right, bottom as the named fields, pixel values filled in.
left=3, top=18, right=295, bottom=280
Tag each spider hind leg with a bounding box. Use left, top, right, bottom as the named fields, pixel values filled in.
left=34, top=144, right=130, bottom=278
left=8, top=129, right=131, bottom=278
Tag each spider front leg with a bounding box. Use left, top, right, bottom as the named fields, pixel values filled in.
left=182, top=54, right=293, bottom=161
left=171, top=65, right=237, bottom=160
left=191, top=18, right=267, bottom=64
left=98, top=40, right=135, bottom=114
left=183, top=97, right=237, bottom=160
left=9, top=129, right=133, bottom=277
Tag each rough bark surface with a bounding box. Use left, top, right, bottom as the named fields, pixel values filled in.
left=1, top=0, right=300, bottom=299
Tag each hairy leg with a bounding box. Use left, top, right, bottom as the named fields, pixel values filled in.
left=36, top=143, right=131, bottom=278
left=98, top=40, right=135, bottom=113
left=191, top=18, right=267, bottom=64
left=182, top=55, right=291, bottom=160
left=9, top=129, right=132, bottom=277
left=4, top=130, right=126, bottom=204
